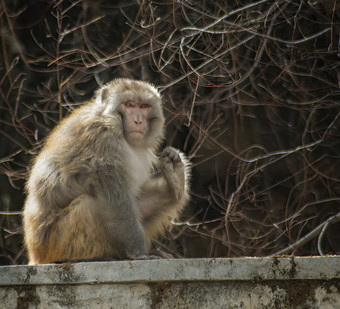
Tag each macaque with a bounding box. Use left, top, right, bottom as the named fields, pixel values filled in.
left=23, top=78, right=190, bottom=264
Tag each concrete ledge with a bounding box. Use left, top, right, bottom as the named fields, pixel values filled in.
left=1, top=257, right=339, bottom=308
left=1, top=256, right=340, bottom=286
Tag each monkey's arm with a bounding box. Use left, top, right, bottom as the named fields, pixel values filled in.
left=25, top=144, right=149, bottom=261
left=96, top=183, right=148, bottom=259
left=73, top=161, right=149, bottom=260
left=138, top=147, right=190, bottom=238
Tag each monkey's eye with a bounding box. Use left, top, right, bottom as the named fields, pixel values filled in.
left=140, top=104, right=151, bottom=109
left=124, top=101, right=135, bottom=108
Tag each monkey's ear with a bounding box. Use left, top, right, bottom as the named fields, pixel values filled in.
left=95, top=87, right=109, bottom=105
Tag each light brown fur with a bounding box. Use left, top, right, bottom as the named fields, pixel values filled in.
left=23, top=78, right=190, bottom=264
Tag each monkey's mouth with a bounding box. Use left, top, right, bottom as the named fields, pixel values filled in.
left=128, top=131, right=145, bottom=139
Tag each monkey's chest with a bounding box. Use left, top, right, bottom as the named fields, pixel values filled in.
left=125, top=147, right=153, bottom=193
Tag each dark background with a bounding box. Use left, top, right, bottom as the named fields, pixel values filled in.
left=1, top=0, right=339, bottom=264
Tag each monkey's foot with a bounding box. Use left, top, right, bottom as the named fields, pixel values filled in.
left=130, top=255, right=162, bottom=260
left=53, top=257, right=118, bottom=263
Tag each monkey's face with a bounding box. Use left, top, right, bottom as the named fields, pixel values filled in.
left=95, top=78, right=165, bottom=148
left=120, top=101, right=152, bottom=146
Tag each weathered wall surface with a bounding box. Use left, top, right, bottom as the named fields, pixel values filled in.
left=1, top=257, right=339, bottom=308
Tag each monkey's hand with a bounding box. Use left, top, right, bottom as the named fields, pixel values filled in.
left=160, top=147, right=186, bottom=201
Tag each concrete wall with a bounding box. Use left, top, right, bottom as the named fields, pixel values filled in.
left=1, top=257, right=339, bottom=308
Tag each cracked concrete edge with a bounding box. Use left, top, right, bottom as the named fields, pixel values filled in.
left=0, top=256, right=339, bottom=286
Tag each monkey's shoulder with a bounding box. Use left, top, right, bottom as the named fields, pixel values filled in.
left=44, top=104, right=122, bottom=149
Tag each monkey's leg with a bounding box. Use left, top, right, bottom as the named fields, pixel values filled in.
left=49, top=193, right=149, bottom=262
left=41, top=194, right=113, bottom=263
